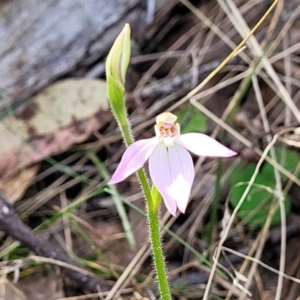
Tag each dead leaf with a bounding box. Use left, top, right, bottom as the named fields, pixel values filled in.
left=0, top=78, right=111, bottom=179
left=0, top=165, right=40, bottom=203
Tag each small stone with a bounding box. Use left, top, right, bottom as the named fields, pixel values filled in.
left=2, top=205, right=9, bottom=215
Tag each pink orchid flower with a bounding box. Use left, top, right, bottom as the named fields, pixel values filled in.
left=109, top=112, right=237, bottom=215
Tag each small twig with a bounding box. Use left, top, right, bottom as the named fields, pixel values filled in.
left=0, top=191, right=109, bottom=292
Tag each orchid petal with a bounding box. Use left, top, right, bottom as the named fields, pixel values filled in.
left=109, top=137, right=158, bottom=184
left=167, top=143, right=194, bottom=213
left=177, top=133, right=237, bottom=157
left=149, top=143, right=194, bottom=215
left=149, top=143, right=177, bottom=215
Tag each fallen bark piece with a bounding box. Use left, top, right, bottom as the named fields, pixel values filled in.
left=0, top=0, right=142, bottom=99
left=0, top=78, right=112, bottom=179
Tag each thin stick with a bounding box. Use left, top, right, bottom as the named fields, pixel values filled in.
left=0, top=192, right=109, bottom=292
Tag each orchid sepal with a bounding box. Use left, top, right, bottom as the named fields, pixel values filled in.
left=109, top=137, right=158, bottom=185
left=177, top=133, right=237, bottom=157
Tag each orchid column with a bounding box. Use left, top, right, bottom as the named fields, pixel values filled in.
left=106, top=24, right=237, bottom=299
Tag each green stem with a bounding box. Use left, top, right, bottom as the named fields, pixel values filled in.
left=112, top=102, right=172, bottom=299
left=119, top=112, right=134, bottom=146
left=137, top=169, right=172, bottom=299
left=206, top=161, right=221, bottom=246
left=106, top=26, right=171, bottom=297
left=147, top=186, right=172, bottom=299
left=148, top=214, right=172, bottom=300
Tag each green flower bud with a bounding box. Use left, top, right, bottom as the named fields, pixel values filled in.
left=105, top=24, right=132, bottom=145
left=106, top=23, right=131, bottom=89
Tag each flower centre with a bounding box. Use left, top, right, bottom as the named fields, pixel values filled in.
left=159, top=122, right=176, bottom=137
left=154, top=112, right=181, bottom=147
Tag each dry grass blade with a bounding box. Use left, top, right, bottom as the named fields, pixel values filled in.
left=218, top=0, right=300, bottom=122
left=104, top=245, right=149, bottom=300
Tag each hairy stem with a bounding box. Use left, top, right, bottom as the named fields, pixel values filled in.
left=113, top=103, right=172, bottom=299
